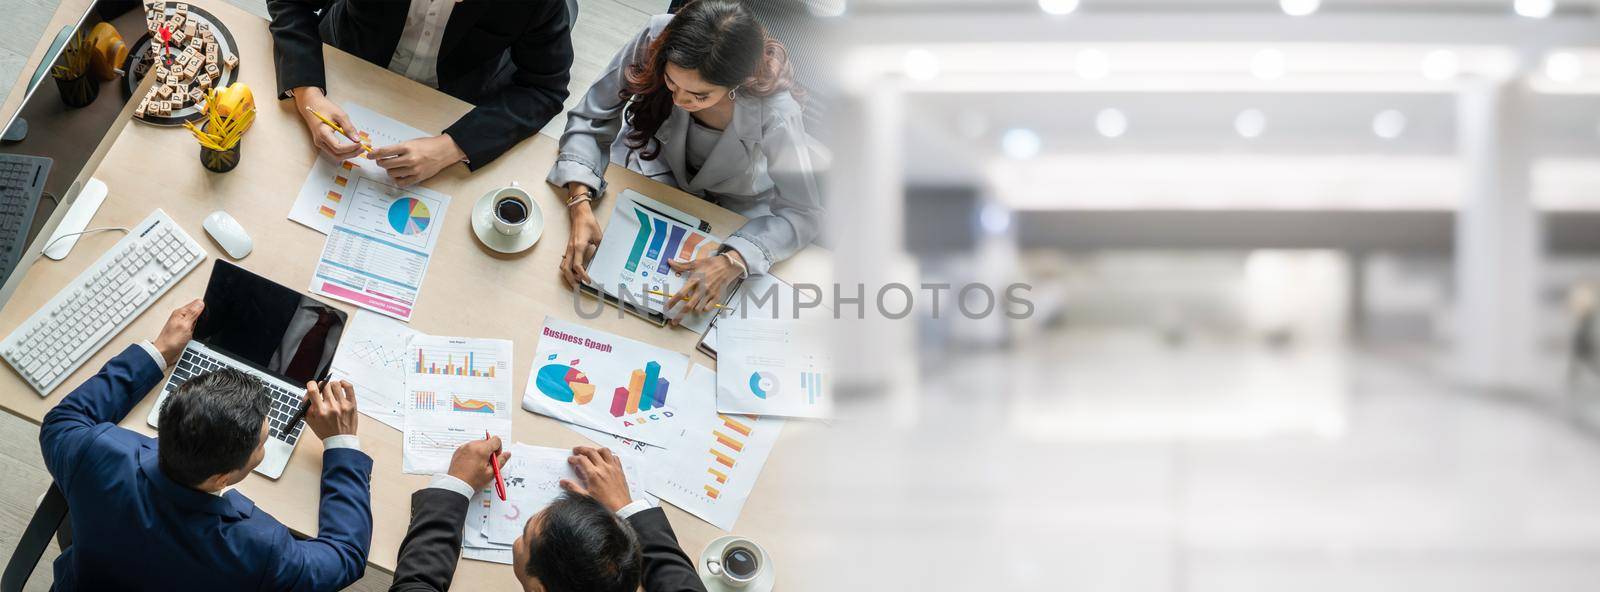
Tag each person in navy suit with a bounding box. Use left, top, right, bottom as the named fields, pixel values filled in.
left=39, top=299, right=374, bottom=591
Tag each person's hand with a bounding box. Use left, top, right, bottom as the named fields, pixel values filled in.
left=560, top=446, right=631, bottom=513
left=367, top=135, right=466, bottom=187
left=561, top=195, right=602, bottom=289
left=291, top=86, right=366, bottom=161
left=665, top=253, right=742, bottom=324
left=302, top=380, right=359, bottom=440
left=153, top=299, right=204, bottom=365
left=447, top=435, right=512, bottom=491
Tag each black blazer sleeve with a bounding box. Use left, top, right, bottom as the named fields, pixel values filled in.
left=389, top=488, right=471, bottom=592
left=443, top=1, right=573, bottom=169
left=267, top=0, right=334, bottom=99
left=626, top=507, right=709, bottom=592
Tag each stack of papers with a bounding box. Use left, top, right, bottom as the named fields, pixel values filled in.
left=566, top=366, right=785, bottom=531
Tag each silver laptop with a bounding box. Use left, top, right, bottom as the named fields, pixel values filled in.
left=146, top=260, right=346, bottom=479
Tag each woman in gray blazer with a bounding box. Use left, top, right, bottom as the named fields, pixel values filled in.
left=548, top=0, right=823, bottom=321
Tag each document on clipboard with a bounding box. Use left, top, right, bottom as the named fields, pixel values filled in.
left=579, top=190, right=731, bottom=332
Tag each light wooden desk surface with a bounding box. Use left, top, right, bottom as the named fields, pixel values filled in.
left=0, top=1, right=828, bottom=589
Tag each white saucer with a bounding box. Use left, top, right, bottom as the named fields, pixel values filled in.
left=471, top=190, right=542, bottom=254
left=697, top=536, right=775, bottom=592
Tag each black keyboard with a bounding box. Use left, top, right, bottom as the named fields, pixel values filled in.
left=0, top=154, right=50, bottom=279
left=165, top=348, right=306, bottom=443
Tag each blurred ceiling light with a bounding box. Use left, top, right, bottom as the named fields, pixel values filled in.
left=1421, top=50, right=1460, bottom=81
left=980, top=203, right=1012, bottom=236
left=1001, top=128, right=1043, bottom=159
left=1076, top=49, right=1110, bottom=80
left=1515, top=0, right=1555, bottom=18
left=1372, top=110, right=1407, bottom=140
left=1252, top=49, right=1286, bottom=80
left=1038, top=0, right=1080, bottom=15
left=1546, top=51, right=1583, bottom=82
left=806, top=0, right=847, bottom=17
left=1280, top=0, right=1320, bottom=16
left=1095, top=108, right=1128, bottom=138
left=1234, top=109, right=1267, bottom=139
left=903, top=49, right=940, bottom=81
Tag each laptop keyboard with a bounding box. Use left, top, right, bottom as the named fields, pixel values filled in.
left=165, top=348, right=306, bottom=443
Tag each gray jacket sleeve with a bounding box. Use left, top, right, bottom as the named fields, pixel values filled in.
left=723, top=113, right=825, bottom=275
left=547, top=19, right=661, bottom=195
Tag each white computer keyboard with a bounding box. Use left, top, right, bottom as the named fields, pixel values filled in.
left=1, top=209, right=206, bottom=395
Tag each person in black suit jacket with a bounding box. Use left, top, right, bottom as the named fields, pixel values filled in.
left=266, top=0, right=574, bottom=186
left=391, top=442, right=707, bottom=592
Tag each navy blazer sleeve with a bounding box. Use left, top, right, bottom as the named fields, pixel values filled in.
left=627, top=507, right=708, bottom=592
left=262, top=447, right=375, bottom=591
left=389, top=488, right=471, bottom=592
left=443, top=1, right=573, bottom=169
left=39, top=344, right=164, bottom=490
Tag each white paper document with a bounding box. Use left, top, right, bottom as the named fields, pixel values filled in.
left=699, top=273, right=807, bottom=355
left=327, top=310, right=419, bottom=431
left=309, top=174, right=450, bottom=321
left=716, top=319, right=832, bottom=419
left=521, top=317, right=690, bottom=446
left=288, top=102, right=430, bottom=234
left=483, top=444, right=654, bottom=545
left=402, top=335, right=514, bottom=474
left=624, top=365, right=785, bottom=531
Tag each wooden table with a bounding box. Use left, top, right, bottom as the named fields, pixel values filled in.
left=0, top=1, right=828, bottom=588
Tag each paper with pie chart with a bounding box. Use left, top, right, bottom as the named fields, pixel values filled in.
left=521, top=316, right=690, bottom=446
left=716, top=318, right=832, bottom=419
left=288, top=102, right=430, bottom=234
left=402, top=335, right=513, bottom=474
left=482, top=443, right=655, bottom=545
left=309, top=173, right=450, bottom=322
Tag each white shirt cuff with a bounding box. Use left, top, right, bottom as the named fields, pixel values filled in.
left=428, top=474, right=477, bottom=499
left=322, top=435, right=362, bottom=452
left=137, top=340, right=167, bottom=371
left=615, top=498, right=654, bottom=519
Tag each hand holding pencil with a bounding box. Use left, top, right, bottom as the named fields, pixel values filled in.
left=290, top=86, right=368, bottom=160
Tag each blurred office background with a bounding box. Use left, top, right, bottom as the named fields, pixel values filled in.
left=786, top=0, right=1600, bottom=590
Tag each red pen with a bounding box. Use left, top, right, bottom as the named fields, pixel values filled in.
left=487, top=431, right=506, bottom=501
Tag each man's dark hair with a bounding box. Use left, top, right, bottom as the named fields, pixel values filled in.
left=157, top=369, right=269, bottom=488
left=526, top=492, right=643, bottom=592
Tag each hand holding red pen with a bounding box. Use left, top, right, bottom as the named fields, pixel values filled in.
left=446, top=435, right=510, bottom=495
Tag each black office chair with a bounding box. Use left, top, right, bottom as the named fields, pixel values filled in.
left=1, top=483, right=69, bottom=592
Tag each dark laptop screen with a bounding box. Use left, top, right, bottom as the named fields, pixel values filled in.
left=192, top=261, right=347, bottom=386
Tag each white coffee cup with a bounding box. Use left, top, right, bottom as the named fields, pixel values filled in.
left=490, top=182, right=534, bottom=236
left=705, top=538, right=766, bottom=588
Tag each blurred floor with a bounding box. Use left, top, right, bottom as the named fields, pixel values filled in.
left=801, top=329, right=1600, bottom=591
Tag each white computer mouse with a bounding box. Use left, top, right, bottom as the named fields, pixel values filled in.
left=202, top=210, right=253, bottom=259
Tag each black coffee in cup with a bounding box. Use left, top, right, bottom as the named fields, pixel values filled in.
left=496, top=197, right=528, bottom=224
left=723, top=546, right=759, bottom=580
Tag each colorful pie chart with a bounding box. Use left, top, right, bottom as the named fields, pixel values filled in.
left=536, top=363, right=596, bottom=404
left=748, top=371, right=779, bottom=399
left=388, top=197, right=432, bottom=235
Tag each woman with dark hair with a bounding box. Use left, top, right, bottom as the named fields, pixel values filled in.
left=548, top=0, right=824, bottom=321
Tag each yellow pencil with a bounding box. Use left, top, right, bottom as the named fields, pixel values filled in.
left=646, top=289, right=735, bottom=310
left=305, top=107, right=373, bottom=153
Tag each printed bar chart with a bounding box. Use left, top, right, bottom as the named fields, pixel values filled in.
left=607, top=361, right=670, bottom=417
left=416, top=348, right=497, bottom=378
left=801, top=372, right=824, bottom=405
left=413, top=390, right=436, bottom=410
